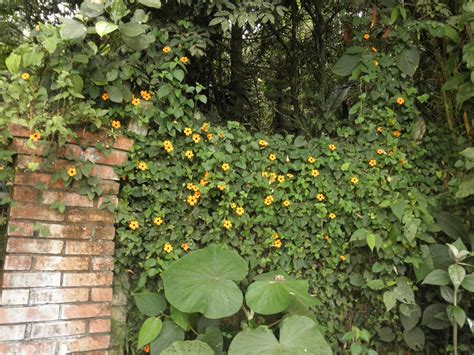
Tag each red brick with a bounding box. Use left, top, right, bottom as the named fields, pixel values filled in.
left=34, top=256, right=89, bottom=271
left=11, top=185, right=40, bottom=203
left=74, top=130, right=108, bottom=146
left=85, top=350, right=109, bottom=355
left=42, top=191, right=94, bottom=207
left=15, top=155, right=44, bottom=170
left=0, top=305, right=59, bottom=324
left=31, top=320, right=87, bottom=338
left=84, top=147, right=129, bottom=166
left=92, top=257, right=114, bottom=271
left=1, top=290, right=29, bottom=305
left=57, top=143, right=83, bottom=159
left=9, top=124, right=32, bottom=137
left=62, top=272, right=113, bottom=287
left=2, top=272, right=61, bottom=288
left=3, top=255, right=32, bottom=270
left=42, top=223, right=92, bottom=239
left=92, top=165, right=118, bottom=180
left=99, top=180, right=120, bottom=194
left=58, top=335, right=110, bottom=353
left=65, top=241, right=114, bottom=255
left=61, top=303, right=111, bottom=319
left=10, top=138, right=45, bottom=155
left=0, top=341, right=56, bottom=355
left=7, top=238, right=63, bottom=254
left=30, top=288, right=89, bottom=304
left=0, top=324, right=26, bottom=341
left=89, top=319, right=111, bottom=333
left=7, top=221, right=34, bottom=236
left=114, top=136, right=134, bottom=151
left=9, top=202, right=65, bottom=222
left=66, top=209, right=115, bottom=224
left=91, top=288, right=113, bottom=302
left=94, top=226, right=116, bottom=240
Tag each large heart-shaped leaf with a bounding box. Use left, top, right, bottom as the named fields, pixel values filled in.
left=133, top=292, right=166, bottom=317
left=161, top=340, right=213, bottom=354
left=246, top=271, right=317, bottom=315
left=228, top=315, right=332, bottom=355
left=162, top=245, right=248, bottom=319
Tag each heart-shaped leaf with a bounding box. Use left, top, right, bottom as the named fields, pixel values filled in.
left=228, top=315, right=332, bottom=355
left=133, top=292, right=166, bottom=317
left=162, top=245, right=248, bottom=319
left=246, top=271, right=317, bottom=315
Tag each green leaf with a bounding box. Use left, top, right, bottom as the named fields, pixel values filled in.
left=350, top=228, right=367, bottom=242
left=196, top=326, right=224, bottom=355
left=133, top=292, right=166, bottom=316
left=170, top=306, right=190, bottom=331
left=366, top=234, right=376, bottom=251
left=367, top=279, right=384, bottom=290
left=246, top=271, right=317, bottom=315
left=161, top=340, right=213, bottom=354
left=119, top=22, right=145, bottom=37
left=448, top=264, right=466, bottom=289
left=378, top=327, right=396, bottom=342
left=228, top=316, right=332, bottom=355
left=173, top=69, right=185, bottom=82
left=138, top=317, right=163, bottom=349
left=393, top=277, right=415, bottom=304
left=95, top=21, right=118, bottom=37
left=403, top=326, right=425, bottom=351
left=451, top=306, right=466, bottom=327
left=461, top=273, right=474, bottom=292
left=5, top=53, right=21, bottom=73
left=293, top=136, right=306, bottom=147
left=400, top=304, right=421, bottom=331
left=138, top=0, right=162, bottom=9
left=390, top=199, right=406, bottom=221
left=333, top=53, right=362, bottom=76
left=43, top=37, right=58, bottom=53
left=71, top=75, right=84, bottom=94
left=422, top=303, right=450, bottom=330
left=383, top=291, right=396, bottom=312
left=440, top=286, right=455, bottom=304
left=151, top=320, right=185, bottom=355
left=434, top=212, right=469, bottom=240
left=107, top=85, right=123, bottom=103
left=162, top=245, right=248, bottom=319
left=423, top=270, right=450, bottom=286
left=460, top=147, right=474, bottom=159
left=60, top=18, right=87, bottom=40
left=456, top=179, right=474, bottom=198
left=396, top=47, right=420, bottom=76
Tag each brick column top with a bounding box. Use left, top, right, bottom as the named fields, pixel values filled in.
left=1, top=125, right=133, bottom=354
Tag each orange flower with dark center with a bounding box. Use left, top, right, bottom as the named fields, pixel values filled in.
left=131, top=96, right=140, bottom=106
left=392, top=130, right=401, bottom=138
left=30, top=132, right=41, bottom=142
left=181, top=243, right=189, bottom=251
left=101, top=92, right=109, bottom=101
left=396, top=97, right=405, bottom=105
left=163, top=46, right=171, bottom=54
left=180, top=56, right=189, bottom=64
left=21, top=72, right=30, bottom=80
left=111, top=120, right=121, bottom=129
left=363, top=33, right=370, bottom=40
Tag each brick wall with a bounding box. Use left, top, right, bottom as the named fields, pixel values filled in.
left=0, top=126, right=133, bottom=354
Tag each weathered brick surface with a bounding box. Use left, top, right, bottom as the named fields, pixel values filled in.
left=92, top=257, right=114, bottom=271
left=65, top=241, right=114, bottom=256
left=31, top=320, right=87, bottom=338
left=1, top=290, right=29, bottom=305
left=61, top=303, right=111, bottom=319
left=3, top=255, right=32, bottom=270
left=2, top=272, right=61, bottom=288
left=7, top=237, right=64, bottom=254
left=89, top=319, right=111, bottom=333
left=42, top=190, right=94, bottom=207
left=9, top=202, right=65, bottom=221
left=0, top=305, right=59, bottom=324
left=34, top=256, right=89, bottom=271
left=30, top=288, right=89, bottom=305
left=58, top=335, right=110, bottom=353
left=91, top=288, right=113, bottom=302
left=62, top=272, right=113, bottom=287
left=1, top=126, right=132, bottom=352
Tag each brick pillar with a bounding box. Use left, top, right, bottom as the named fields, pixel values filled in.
left=0, top=125, right=133, bottom=354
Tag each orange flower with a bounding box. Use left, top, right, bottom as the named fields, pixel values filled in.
left=180, top=56, right=189, bottom=64
left=183, top=127, right=193, bottom=136
left=363, top=33, right=370, bottom=40
left=101, top=92, right=109, bottom=101
left=277, top=175, right=285, bottom=183
left=143, top=344, right=150, bottom=353
left=376, top=149, right=384, bottom=155
left=311, top=169, right=320, bottom=177
left=201, top=123, right=209, bottom=132
left=129, top=220, right=139, bottom=230
left=392, top=130, right=401, bottom=138
left=268, top=153, right=277, bottom=161
left=396, top=97, right=405, bottom=105
left=181, top=243, right=190, bottom=251
left=376, top=127, right=383, bottom=134
left=131, top=96, right=140, bottom=106
left=163, top=243, right=173, bottom=253
left=258, top=139, right=268, bottom=147
left=272, top=239, right=282, bottom=248
left=282, top=200, right=291, bottom=207
left=223, top=219, right=232, bottom=230
left=111, top=120, right=121, bottom=129
left=235, top=207, right=245, bottom=216
left=371, top=47, right=377, bottom=53
left=67, top=166, right=77, bottom=177
left=162, top=46, right=171, bottom=54
left=328, top=213, right=336, bottom=220
left=368, top=159, right=377, bottom=167
left=140, top=90, right=152, bottom=101
left=307, top=156, right=316, bottom=164
left=207, top=133, right=213, bottom=141
left=153, top=217, right=164, bottom=226
left=30, top=132, right=41, bottom=142
left=21, top=72, right=30, bottom=80
left=324, top=235, right=331, bottom=241
left=316, top=193, right=325, bottom=202
left=192, top=134, right=201, bottom=143
left=340, top=255, right=346, bottom=262
left=328, top=144, right=336, bottom=152
left=217, top=184, right=226, bottom=191
left=184, top=150, right=194, bottom=159
left=221, top=163, right=230, bottom=171
left=351, top=176, right=359, bottom=185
